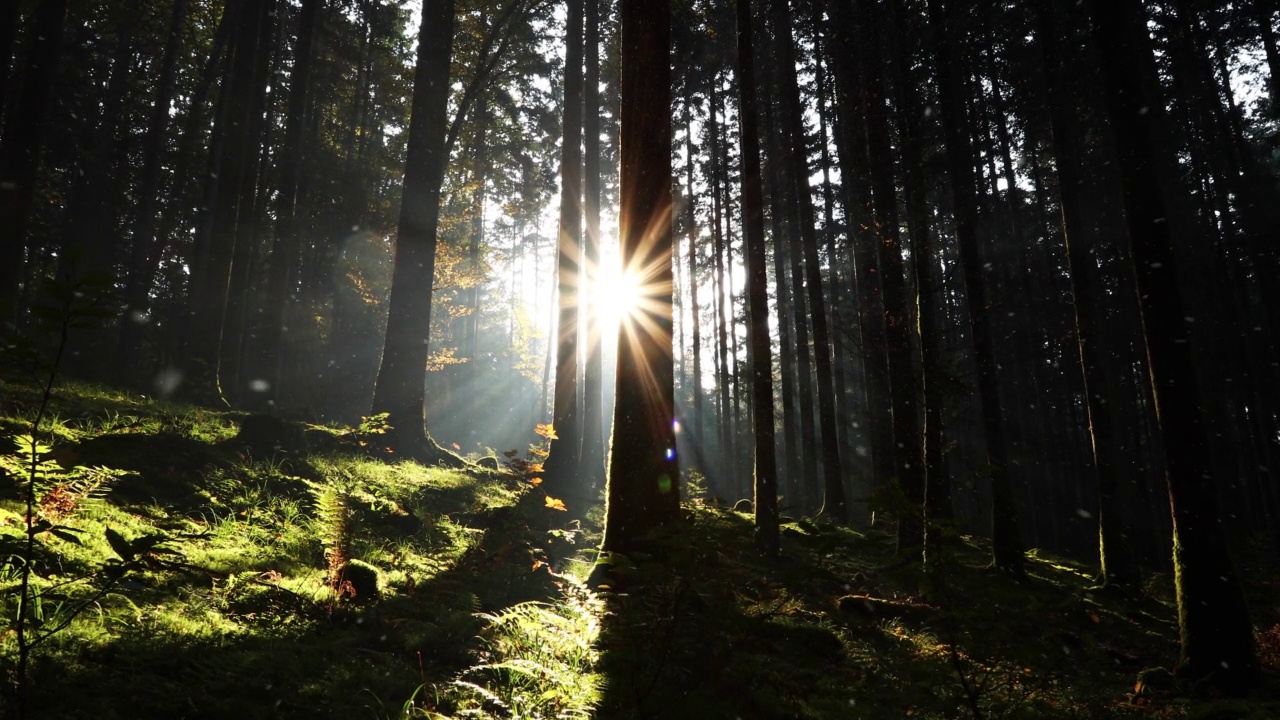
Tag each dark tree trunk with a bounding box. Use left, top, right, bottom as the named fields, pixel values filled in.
left=582, top=0, right=606, bottom=488
left=1035, top=0, right=1140, bottom=589
left=0, top=0, right=18, bottom=121
left=0, top=0, right=70, bottom=326
left=928, top=0, right=1025, bottom=577
left=544, top=0, right=585, bottom=491
left=853, top=0, right=924, bottom=551
left=369, top=0, right=463, bottom=465
left=113, top=0, right=189, bottom=382
left=1086, top=0, right=1259, bottom=693
left=885, top=0, right=947, bottom=559
left=188, top=0, right=270, bottom=400
left=768, top=0, right=846, bottom=522
left=683, top=99, right=708, bottom=484
left=762, top=97, right=801, bottom=504
left=828, top=0, right=893, bottom=519
left=761, top=47, right=819, bottom=511
left=219, top=0, right=277, bottom=403
left=811, top=21, right=854, bottom=478
left=708, top=81, right=735, bottom=491
left=735, top=0, right=778, bottom=556
left=260, top=0, right=320, bottom=405
left=601, top=0, right=679, bottom=552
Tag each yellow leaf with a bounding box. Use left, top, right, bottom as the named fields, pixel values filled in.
left=545, top=496, right=568, bottom=511
left=529, top=477, right=543, bottom=486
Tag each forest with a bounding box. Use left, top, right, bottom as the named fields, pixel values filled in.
left=1, top=0, right=1280, bottom=716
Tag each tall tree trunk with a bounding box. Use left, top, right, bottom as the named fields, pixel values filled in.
left=709, top=80, right=733, bottom=490
left=735, top=0, right=778, bottom=556
left=544, top=0, right=585, bottom=491
left=886, top=0, right=946, bottom=558
left=0, top=0, right=70, bottom=326
left=761, top=90, right=801, bottom=503
left=928, top=0, right=1024, bottom=576
left=760, top=44, right=819, bottom=512
left=683, top=99, right=708, bottom=485
left=811, top=20, right=854, bottom=475
left=769, top=0, right=846, bottom=522
left=0, top=0, right=18, bottom=122
left=1086, top=0, right=1259, bottom=693
left=188, top=0, right=269, bottom=401
left=601, top=0, right=678, bottom=552
left=220, top=0, right=277, bottom=403
left=260, top=0, right=320, bottom=405
left=113, top=0, right=189, bottom=382
left=1035, top=0, right=1139, bottom=589
left=582, top=0, right=605, bottom=487
left=853, top=0, right=924, bottom=550
left=828, top=0, right=893, bottom=518
left=370, top=0, right=463, bottom=465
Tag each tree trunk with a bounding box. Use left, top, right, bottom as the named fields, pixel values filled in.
left=0, top=0, right=70, bottom=326
left=544, top=0, right=585, bottom=491
left=928, top=0, right=1024, bottom=576
left=769, top=0, right=846, bottom=522
left=735, top=0, right=778, bottom=556
left=886, top=0, right=947, bottom=558
left=582, top=0, right=606, bottom=487
left=683, top=99, right=708, bottom=485
left=113, top=0, right=189, bottom=382
left=260, top=0, right=320, bottom=405
left=601, top=0, right=678, bottom=552
left=1034, top=0, right=1140, bottom=589
left=709, top=80, right=735, bottom=492
left=828, top=0, right=893, bottom=519
left=1086, top=0, right=1259, bottom=693
left=369, top=0, right=463, bottom=465
left=852, top=0, right=924, bottom=549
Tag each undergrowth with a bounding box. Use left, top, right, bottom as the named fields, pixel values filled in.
left=2, top=379, right=1278, bottom=718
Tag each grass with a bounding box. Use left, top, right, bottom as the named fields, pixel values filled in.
left=2, top=377, right=1278, bottom=718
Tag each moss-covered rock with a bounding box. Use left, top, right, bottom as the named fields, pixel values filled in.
left=337, top=559, right=381, bottom=601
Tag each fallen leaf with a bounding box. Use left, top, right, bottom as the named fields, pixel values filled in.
left=545, top=496, right=567, bottom=511
left=529, top=477, right=543, bottom=486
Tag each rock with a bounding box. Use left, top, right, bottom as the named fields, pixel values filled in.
left=336, top=559, right=381, bottom=602
left=234, top=414, right=308, bottom=456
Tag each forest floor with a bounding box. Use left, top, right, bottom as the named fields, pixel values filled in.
left=1, top=379, right=1278, bottom=719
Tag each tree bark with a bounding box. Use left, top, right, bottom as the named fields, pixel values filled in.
left=853, top=0, right=924, bottom=550
left=768, top=0, right=846, bottom=523
left=581, top=0, right=606, bottom=488
left=544, top=0, right=585, bottom=491
left=0, top=0, right=70, bottom=327
left=1086, top=0, right=1259, bottom=693
left=928, top=0, right=1025, bottom=576
left=370, top=0, right=463, bottom=465
left=113, top=0, right=189, bottom=381
left=260, top=0, right=321, bottom=405
left=601, top=0, right=679, bottom=552
left=735, top=0, right=778, bottom=556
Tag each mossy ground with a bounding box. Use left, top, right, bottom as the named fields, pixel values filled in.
left=1, top=379, right=1278, bottom=718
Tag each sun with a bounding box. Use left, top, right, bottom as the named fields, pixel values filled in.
left=592, top=260, right=643, bottom=338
